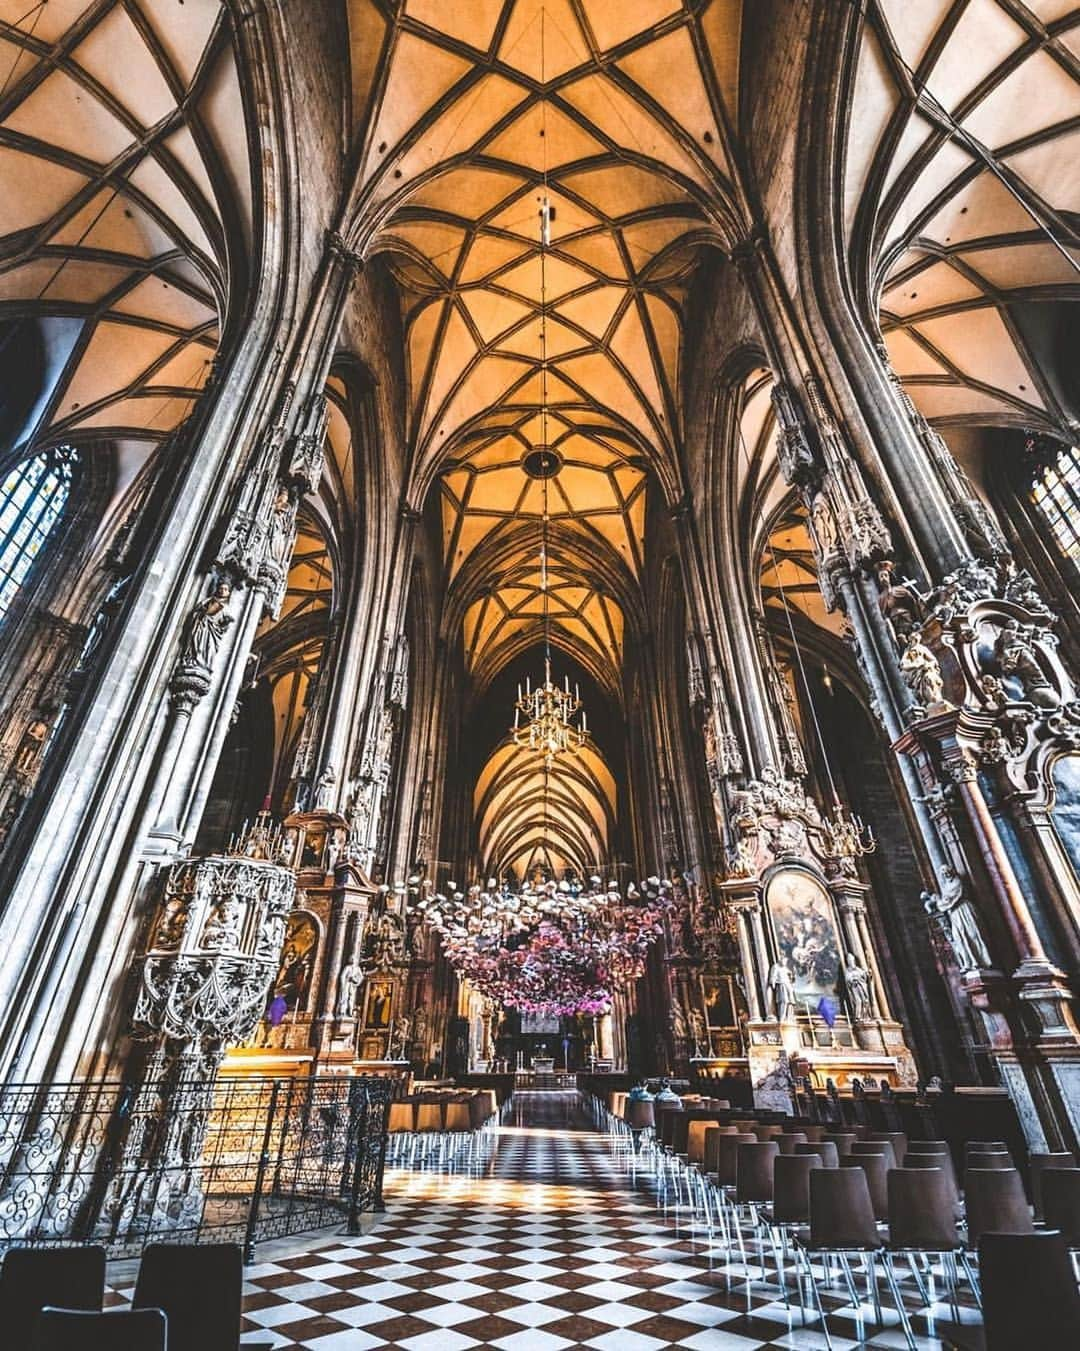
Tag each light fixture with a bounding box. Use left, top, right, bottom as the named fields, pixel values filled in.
left=509, top=108, right=587, bottom=767
left=820, top=803, right=876, bottom=861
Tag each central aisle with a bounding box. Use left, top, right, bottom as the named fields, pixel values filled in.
left=238, top=1092, right=935, bottom=1350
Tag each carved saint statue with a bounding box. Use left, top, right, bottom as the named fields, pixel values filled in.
left=267, top=485, right=297, bottom=567
left=993, top=619, right=1059, bottom=709
left=201, top=895, right=243, bottom=951
left=689, top=1008, right=708, bottom=1057
left=670, top=999, right=689, bottom=1043
left=389, top=1012, right=411, bottom=1060
left=335, top=959, right=364, bottom=1019
left=922, top=866, right=991, bottom=971
left=900, top=632, right=945, bottom=708
left=185, top=579, right=234, bottom=671
left=876, top=561, right=923, bottom=642
left=155, top=895, right=188, bottom=948
left=314, top=763, right=337, bottom=811
left=843, top=952, right=873, bottom=1022
left=412, top=1006, right=429, bottom=1045
left=810, top=493, right=838, bottom=555
left=768, top=960, right=797, bottom=1023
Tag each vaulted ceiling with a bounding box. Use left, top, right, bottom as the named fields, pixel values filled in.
left=347, top=0, right=751, bottom=684
left=846, top=0, right=1080, bottom=431
left=345, top=0, right=753, bottom=872
left=475, top=734, right=615, bottom=878
left=0, top=0, right=250, bottom=469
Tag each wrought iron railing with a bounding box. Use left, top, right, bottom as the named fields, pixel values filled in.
left=0, top=1074, right=392, bottom=1260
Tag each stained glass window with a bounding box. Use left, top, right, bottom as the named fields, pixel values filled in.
left=1031, top=446, right=1080, bottom=564
left=0, top=448, right=76, bottom=620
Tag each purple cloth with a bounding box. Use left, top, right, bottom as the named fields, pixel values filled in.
left=267, top=994, right=288, bottom=1027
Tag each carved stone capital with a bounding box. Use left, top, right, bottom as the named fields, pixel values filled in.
left=326, top=229, right=364, bottom=273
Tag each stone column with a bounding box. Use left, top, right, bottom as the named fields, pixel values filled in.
left=724, top=892, right=763, bottom=1022
left=0, top=210, right=363, bottom=1083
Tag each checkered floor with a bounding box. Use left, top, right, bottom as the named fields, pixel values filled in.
left=110, top=1092, right=982, bottom=1349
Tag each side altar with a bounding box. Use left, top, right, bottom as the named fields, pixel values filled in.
left=664, top=768, right=917, bottom=1103
left=221, top=809, right=433, bottom=1077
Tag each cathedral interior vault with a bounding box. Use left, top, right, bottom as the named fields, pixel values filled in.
left=0, top=0, right=1076, bottom=1186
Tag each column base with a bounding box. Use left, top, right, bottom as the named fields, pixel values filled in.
left=139, top=823, right=186, bottom=860
left=1012, top=959, right=1080, bottom=1043
left=851, top=1019, right=918, bottom=1085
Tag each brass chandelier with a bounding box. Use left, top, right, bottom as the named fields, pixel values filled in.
left=513, top=660, right=586, bottom=767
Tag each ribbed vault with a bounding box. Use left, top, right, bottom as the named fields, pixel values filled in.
left=0, top=0, right=251, bottom=458
left=845, top=0, right=1080, bottom=430
left=342, top=2, right=756, bottom=880
left=346, top=0, right=753, bottom=701
left=474, top=735, right=616, bottom=879
left=439, top=419, right=646, bottom=579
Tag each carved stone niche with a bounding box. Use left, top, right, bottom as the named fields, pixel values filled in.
left=728, top=767, right=825, bottom=876
left=282, top=810, right=349, bottom=882
left=945, top=598, right=1068, bottom=713
left=132, top=855, right=297, bottom=1053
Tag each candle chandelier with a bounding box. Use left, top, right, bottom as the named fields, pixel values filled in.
left=821, top=802, right=876, bottom=862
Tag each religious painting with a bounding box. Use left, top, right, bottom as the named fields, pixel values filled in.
left=765, top=868, right=841, bottom=1000
left=363, top=979, right=393, bottom=1029
left=702, top=975, right=736, bottom=1028
left=1051, top=754, right=1080, bottom=882
left=270, top=912, right=318, bottom=1014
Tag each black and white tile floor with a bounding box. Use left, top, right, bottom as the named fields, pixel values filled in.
left=111, top=1092, right=982, bottom=1349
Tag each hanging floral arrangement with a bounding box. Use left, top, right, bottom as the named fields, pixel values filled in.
left=415, top=876, right=674, bottom=1016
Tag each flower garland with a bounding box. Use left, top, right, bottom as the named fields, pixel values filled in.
left=416, top=876, right=674, bottom=1016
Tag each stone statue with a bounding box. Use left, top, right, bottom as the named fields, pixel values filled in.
left=670, top=999, right=689, bottom=1043
left=314, top=764, right=337, bottom=811
left=155, top=895, right=188, bottom=948
left=810, top=493, right=838, bottom=554
left=335, top=959, right=364, bottom=1018
left=997, top=555, right=1052, bottom=620
left=993, top=619, right=1059, bottom=709
left=922, top=867, right=992, bottom=971
left=768, top=960, right=796, bottom=1023
left=900, top=631, right=945, bottom=708
left=876, top=561, right=923, bottom=641
left=266, top=485, right=297, bottom=566
left=412, top=1006, right=429, bottom=1045
left=75, top=573, right=131, bottom=675
left=184, top=578, right=234, bottom=671
left=843, top=952, right=873, bottom=1021
left=389, top=1012, right=410, bottom=1059
left=201, top=896, right=243, bottom=950
left=689, top=1008, right=707, bottom=1056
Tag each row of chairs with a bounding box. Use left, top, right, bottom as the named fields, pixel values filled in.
left=600, top=1096, right=1080, bottom=1350
left=0, top=1242, right=242, bottom=1351
left=386, top=1089, right=500, bottom=1170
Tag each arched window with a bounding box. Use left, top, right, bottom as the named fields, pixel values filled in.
left=0, top=447, right=76, bottom=619
left=1030, top=444, right=1080, bottom=563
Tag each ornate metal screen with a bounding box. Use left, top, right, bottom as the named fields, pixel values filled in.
left=0, top=1074, right=391, bottom=1260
